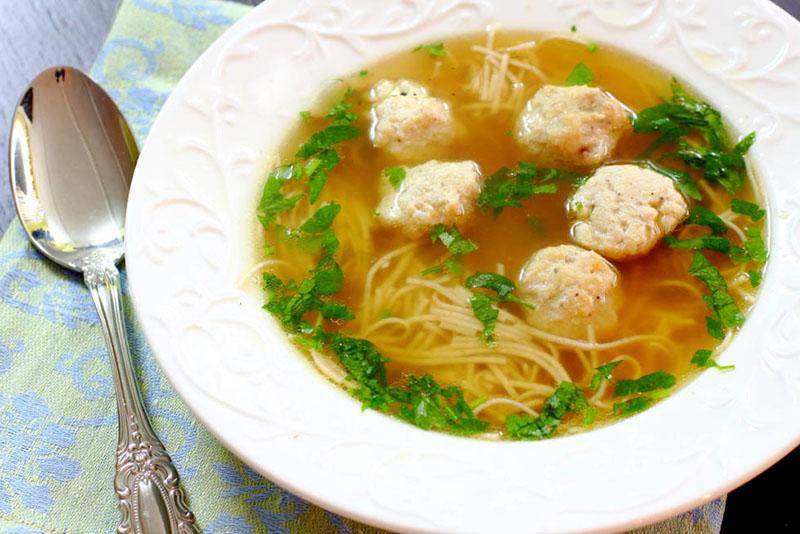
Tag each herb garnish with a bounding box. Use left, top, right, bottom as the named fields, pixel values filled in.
left=587, top=42, right=598, bottom=53
left=647, top=162, right=702, bottom=201
left=423, top=224, right=478, bottom=275
left=613, top=397, right=652, bottom=416
left=384, top=166, right=406, bottom=190
left=691, top=349, right=735, bottom=371
left=413, top=42, right=446, bottom=58
left=633, top=79, right=756, bottom=194
left=665, top=234, right=731, bottom=254
left=478, top=162, right=569, bottom=217
left=464, top=272, right=534, bottom=346
left=688, top=252, right=744, bottom=340
left=565, top=62, right=594, bottom=86
left=731, top=199, right=766, bottom=222
left=469, top=294, right=499, bottom=346
left=506, top=382, right=588, bottom=440
left=613, top=370, right=677, bottom=396
left=747, top=270, right=763, bottom=288
left=732, top=227, right=767, bottom=263
left=590, top=360, right=622, bottom=390
left=685, top=205, right=728, bottom=234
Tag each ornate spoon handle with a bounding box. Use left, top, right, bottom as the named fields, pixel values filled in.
left=83, top=257, right=197, bottom=534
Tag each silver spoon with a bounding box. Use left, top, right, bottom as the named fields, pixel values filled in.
left=8, top=67, right=197, bottom=534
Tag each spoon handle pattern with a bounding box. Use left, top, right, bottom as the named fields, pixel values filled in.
left=82, top=252, right=197, bottom=534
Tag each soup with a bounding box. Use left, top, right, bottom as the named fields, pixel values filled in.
left=250, top=30, right=766, bottom=439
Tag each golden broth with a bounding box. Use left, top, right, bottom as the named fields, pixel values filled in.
left=259, top=31, right=764, bottom=436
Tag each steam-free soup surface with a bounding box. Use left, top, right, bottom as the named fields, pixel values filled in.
left=257, top=31, right=764, bottom=437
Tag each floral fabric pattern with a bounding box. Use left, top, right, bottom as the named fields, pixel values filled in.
left=0, top=0, right=724, bottom=532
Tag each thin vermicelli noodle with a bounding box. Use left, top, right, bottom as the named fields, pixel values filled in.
left=249, top=30, right=765, bottom=437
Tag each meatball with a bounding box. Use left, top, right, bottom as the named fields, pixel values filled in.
left=569, top=164, right=688, bottom=260
left=518, top=245, right=619, bottom=338
left=370, top=78, right=454, bottom=159
left=515, top=85, right=631, bottom=168
left=376, top=160, right=483, bottom=238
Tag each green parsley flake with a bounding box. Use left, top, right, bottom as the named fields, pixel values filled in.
left=685, top=205, right=727, bottom=234
left=590, top=360, right=622, bottom=390
left=613, top=397, right=651, bottom=416
left=469, top=294, right=499, bottom=346
left=688, top=252, right=744, bottom=339
left=691, top=349, right=735, bottom=371
left=257, top=170, right=302, bottom=228
left=570, top=25, right=577, bottom=32
left=358, top=69, right=368, bottom=78
left=478, top=162, right=570, bottom=217
left=731, top=199, right=766, bottom=221
left=633, top=79, right=756, bottom=194
left=647, top=163, right=702, bottom=201
left=299, top=110, right=311, bottom=121
left=586, top=42, right=598, bottom=53
left=506, top=382, right=588, bottom=440
left=747, top=269, right=763, bottom=288
left=565, top=62, right=594, bottom=86
left=424, top=224, right=478, bottom=275
left=664, top=234, right=731, bottom=254
left=413, top=42, right=446, bottom=58
left=384, top=166, right=406, bottom=190
left=613, top=370, right=676, bottom=396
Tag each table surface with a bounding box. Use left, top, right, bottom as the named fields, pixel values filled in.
left=1, top=0, right=798, bottom=532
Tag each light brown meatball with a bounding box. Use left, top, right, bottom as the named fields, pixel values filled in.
left=369, top=79, right=454, bottom=159
left=569, top=164, right=689, bottom=260
left=376, top=160, right=483, bottom=238
left=518, top=245, right=620, bottom=338
left=515, top=85, right=631, bottom=168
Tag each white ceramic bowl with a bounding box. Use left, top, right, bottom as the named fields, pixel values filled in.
left=126, top=1, right=800, bottom=532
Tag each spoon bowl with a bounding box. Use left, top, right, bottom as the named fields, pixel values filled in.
left=9, top=66, right=136, bottom=271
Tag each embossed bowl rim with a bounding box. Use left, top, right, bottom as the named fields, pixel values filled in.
left=126, top=1, right=800, bottom=532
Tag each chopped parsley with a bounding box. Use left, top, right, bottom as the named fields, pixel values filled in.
left=731, top=199, right=766, bottom=222
left=262, top=261, right=353, bottom=331
left=565, top=62, right=594, bottom=86
left=384, top=166, right=406, bottom=190
left=613, top=397, right=652, bottom=416
left=647, top=162, right=702, bottom=201
left=423, top=224, right=478, bottom=275
left=634, top=79, right=756, bottom=194
left=465, top=272, right=534, bottom=310
left=257, top=167, right=303, bottom=228
left=296, top=124, right=360, bottom=159
left=728, top=227, right=766, bottom=263
left=358, top=69, right=368, bottom=78
left=506, top=382, right=588, bottom=440
left=613, top=370, right=677, bottom=396
left=664, top=234, right=731, bottom=254
left=299, top=110, right=311, bottom=121
left=469, top=294, right=499, bottom=346
left=590, top=360, right=622, bottom=390
left=393, top=374, right=489, bottom=433
left=586, top=42, right=598, bottom=53
left=685, top=205, right=727, bottom=234
left=691, top=349, right=735, bottom=371
left=329, top=336, right=391, bottom=409
left=465, top=272, right=535, bottom=346
left=747, top=269, right=763, bottom=288
left=570, top=24, right=577, bottom=32
left=258, top=91, right=360, bottom=227
left=478, top=162, right=569, bottom=217
left=413, top=42, right=446, bottom=58
left=688, top=252, right=744, bottom=339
